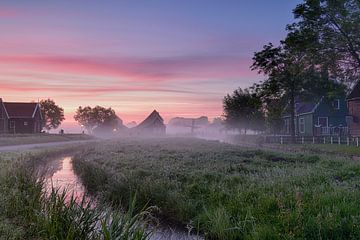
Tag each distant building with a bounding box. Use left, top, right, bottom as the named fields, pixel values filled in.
left=0, top=98, right=43, bottom=134
left=133, top=110, right=166, bottom=135
left=168, top=116, right=209, bottom=134
left=282, top=97, right=348, bottom=136
left=347, top=82, right=360, bottom=136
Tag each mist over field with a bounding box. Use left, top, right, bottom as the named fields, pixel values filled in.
left=1, top=0, right=360, bottom=239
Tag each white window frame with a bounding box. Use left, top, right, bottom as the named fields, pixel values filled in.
left=299, top=117, right=305, bottom=133
left=318, top=117, right=328, bottom=127
left=24, top=121, right=28, bottom=126
left=333, top=99, right=340, bottom=109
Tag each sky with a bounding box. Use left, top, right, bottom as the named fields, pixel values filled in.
left=0, top=0, right=300, bottom=132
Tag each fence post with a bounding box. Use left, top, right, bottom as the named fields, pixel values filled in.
left=347, top=137, right=349, bottom=146
left=280, top=136, right=283, bottom=145
left=302, top=137, right=304, bottom=144
left=338, top=137, right=341, bottom=145
left=357, top=137, right=359, bottom=147
left=312, top=136, right=315, bottom=144
left=331, top=136, right=333, bottom=144
left=324, top=137, right=326, bottom=144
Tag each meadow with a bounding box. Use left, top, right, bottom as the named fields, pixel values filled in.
left=0, top=133, right=93, bottom=147
left=0, top=146, right=152, bottom=240
left=73, top=137, right=360, bottom=240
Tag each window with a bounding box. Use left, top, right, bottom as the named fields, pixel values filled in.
left=284, top=119, right=290, bottom=134
left=299, top=118, right=305, bottom=133
left=333, top=99, right=340, bottom=109
left=24, top=121, right=28, bottom=126
left=318, top=117, right=328, bottom=127
left=10, top=121, right=15, bottom=128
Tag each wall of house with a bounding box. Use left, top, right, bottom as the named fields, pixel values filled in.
left=7, top=118, right=35, bottom=134
left=348, top=99, right=360, bottom=137
left=314, top=98, right=347, bottom=127
left=0, top=102, right=8, bottom=133
left=33, top=107, right=42, bottom=133
left=297, top=114, right=313, bottom=136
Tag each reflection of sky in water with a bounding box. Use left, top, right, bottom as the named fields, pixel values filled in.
left=44, top=156, right=202, bottom=240
left=45, top=156, right=86, bottom=202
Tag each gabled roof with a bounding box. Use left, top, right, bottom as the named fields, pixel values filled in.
left=295, top=102, right=317, bottom=115
left=136, top=110, right=164, bottom=129
left=347, top=81, right=360, bottom=100
left=3, top=102, right=39, bottom=118
left=283, top=97, right=323, bottom=117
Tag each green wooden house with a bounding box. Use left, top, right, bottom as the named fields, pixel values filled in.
left=282, top=97, right=348, bottom=136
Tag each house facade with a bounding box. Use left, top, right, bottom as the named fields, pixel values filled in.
left=0, top=98, right=43, bottom=134
left=282, top=97, right=348, bottom=136
left=347, top=82, right=360, bottom=136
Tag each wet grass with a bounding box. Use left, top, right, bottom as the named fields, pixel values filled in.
left=0, top=147, right=154, bottom=240
left=73, top=137, right=360, bottom=239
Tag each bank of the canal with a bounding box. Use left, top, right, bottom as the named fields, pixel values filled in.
left=44, top=155, right=202, bottom=240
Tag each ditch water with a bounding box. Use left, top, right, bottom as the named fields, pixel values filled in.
left=44, top=156, right=202, bottom=240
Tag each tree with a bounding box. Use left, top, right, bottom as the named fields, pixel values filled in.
left=74, top=106, right=118, bottom=133
left=40, top=99, right=65, bottom=131
left=286, top=0, right=360, bottom=84
left=223, top=88, right=265, bottom=134
left=252, top=40, right=347, bottom=141
left=252, top=41, right=340, bottom=141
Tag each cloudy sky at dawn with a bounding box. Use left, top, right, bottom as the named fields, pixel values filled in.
left=0, top=0, right=300, bottom=131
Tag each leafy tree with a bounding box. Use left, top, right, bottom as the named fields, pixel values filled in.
left=74, top=106, right=118, bottom=133
left=286, top=0, right=360, bottom=83
left=40, top=99, right=65, bottom=131
left=252, top=39, right=348, bottom=139
left=252, top=41, right=346, bottom=141
left=223, top=88, right=265, bottom=134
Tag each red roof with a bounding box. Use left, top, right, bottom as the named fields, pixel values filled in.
left=3, top=102, right=39, bottom=118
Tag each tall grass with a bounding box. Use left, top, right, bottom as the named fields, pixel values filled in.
left=73, top=137, right=360, bottom=239
left=0, top=150, right=154, bottom=240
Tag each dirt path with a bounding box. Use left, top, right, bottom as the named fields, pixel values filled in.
left=0, top=139, right=97, bottom=152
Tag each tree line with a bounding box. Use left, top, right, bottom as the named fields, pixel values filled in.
left=39, top=99, right=119, bottom=134
left=223, top=0, right=359, bottom=141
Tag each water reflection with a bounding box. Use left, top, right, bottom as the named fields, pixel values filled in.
left=43, top=156, right=202, bottom=240
left=44, top=156, right=86, bottom=202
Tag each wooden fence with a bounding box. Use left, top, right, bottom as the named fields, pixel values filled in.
left=265, top=135, right=360, bottom=146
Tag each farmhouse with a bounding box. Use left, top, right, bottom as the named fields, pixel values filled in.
left=133, top=110, right=166, bottom=135
left=0, top=98, right=42, bottom=134
left=282, top=97, right=348, bottom=136
left=347, top=82, right=360, bottom=136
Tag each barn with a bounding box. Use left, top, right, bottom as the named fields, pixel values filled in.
left=133, top=110, right=166, bottom=135
left=0, top=98, right=43, bottom=134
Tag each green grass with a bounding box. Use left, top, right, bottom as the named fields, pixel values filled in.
left=0, top=146, right=153, bottom=240
left=73, top=137, right=360, bottom=239
left=0, top=133, right=94, bottom=146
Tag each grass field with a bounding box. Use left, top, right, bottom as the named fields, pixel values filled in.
left=0, top=133, right=94, bottom=147
left=73, top=137, right=360, bottom=239
left=0, top=146, right=152, bottom=240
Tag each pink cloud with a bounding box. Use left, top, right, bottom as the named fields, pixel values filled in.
left=0, top=54, right=256, bottom=82
left=0, top=82, right=197, bottom=94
